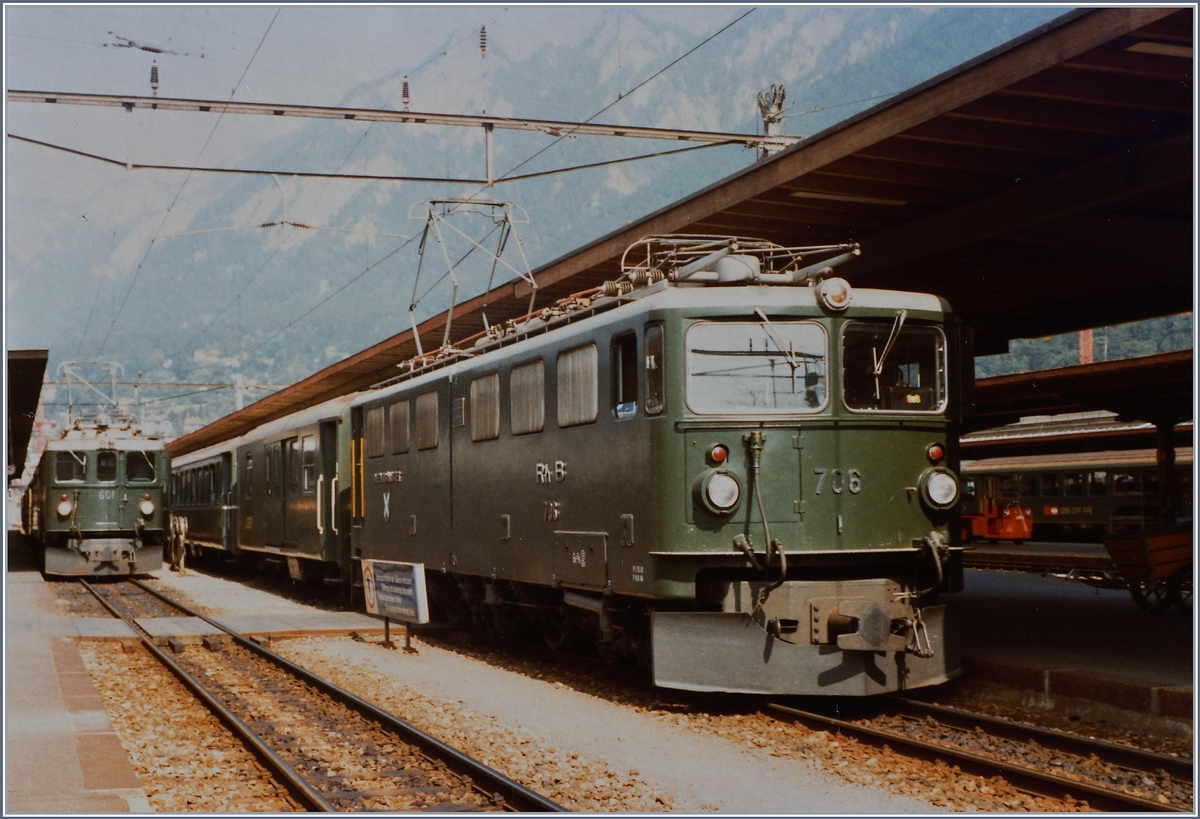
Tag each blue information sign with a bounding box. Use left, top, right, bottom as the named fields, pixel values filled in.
left=361, top=559, right=429, bottom=624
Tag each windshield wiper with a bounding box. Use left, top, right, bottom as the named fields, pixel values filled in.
left=872, top=309, right=907, bottom=400
left=755, top=308, right=804, bottom=393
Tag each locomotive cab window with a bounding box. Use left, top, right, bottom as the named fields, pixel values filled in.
left=686, top=320, right=827, bottom=414
left=511, top=359, right=545, bottom=435
left=645, top=324, right=665, bottom=415
left=97, top=452, right=117, bottom=482
left=55, top=451, right=87, bottom=482
left=128, top=451, right=156, bottom=482
left=842, top=320, right=946, bottom=413
left=612, top=332, right=638, bottom=420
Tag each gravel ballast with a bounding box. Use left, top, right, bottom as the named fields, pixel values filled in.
left=148, top=568, right=940, bottom=812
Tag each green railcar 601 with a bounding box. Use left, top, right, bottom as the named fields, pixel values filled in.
left=23, top=418, right=168, bottom=576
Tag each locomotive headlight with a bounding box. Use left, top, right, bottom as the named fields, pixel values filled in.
left=56, top=496, right=74, bottom=518
left=919, top=467, right=960, bottom=509
left=139, top=498, right=156, bottom=516
left=695, top=470, right=741, bottom=515
left=815, top=277, right=852, bottom=312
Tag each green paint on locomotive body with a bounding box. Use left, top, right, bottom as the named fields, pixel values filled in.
left=352, top=280, right=963, bottom=603
left=32, top=436, right=169, bottom=540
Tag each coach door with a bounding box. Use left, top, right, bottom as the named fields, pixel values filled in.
left=264, top=441, right=284, bottom=545
left=283, top=436, right=316, bottom=553
left=318, top=421, right=339, bottom=561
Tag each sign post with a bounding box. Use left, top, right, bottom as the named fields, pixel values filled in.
left=361, top=559, right=429, bottom=654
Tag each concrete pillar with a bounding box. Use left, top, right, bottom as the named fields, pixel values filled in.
left=1155, top=416, right=1178, bottom=525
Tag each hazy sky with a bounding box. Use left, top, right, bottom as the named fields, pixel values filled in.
left=5, top=5, right=1068, bottom=424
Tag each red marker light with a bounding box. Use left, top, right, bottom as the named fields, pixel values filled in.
left=60, top=494, right=68, bottom=501
left=927, top=444, right=945, bottom=463
left=709, top=444, right=729, bottom=465
left=143, top=494, right=151, bottom=500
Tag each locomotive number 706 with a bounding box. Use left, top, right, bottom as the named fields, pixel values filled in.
left=813, top=468, right=862, bottom=495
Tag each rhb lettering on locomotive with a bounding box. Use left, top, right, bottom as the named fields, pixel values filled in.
left=535, top=461, right=567, bottom=483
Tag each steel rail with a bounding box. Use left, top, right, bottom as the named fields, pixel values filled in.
left=885, top=695, right=1193, bottom=782
left=6, top=90, right=796, bottom=148
left=130, top=578, right=566, bottom=813
left=78, top=580, right=335, bottom=812
left=766, top=701, right=1187, bottom=812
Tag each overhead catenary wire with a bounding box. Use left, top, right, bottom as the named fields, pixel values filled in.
left=96, top=7, right=281, bottom=356
left=246, top=9, right=755, bottom=360
left=496, top=7, right=756, bottom=183
left=44, top=7, right=752, bottom=378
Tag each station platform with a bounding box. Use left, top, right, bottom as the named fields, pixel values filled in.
left=3, top=533, right=383, bottom=813
left=5, top=539, right=149, bottom=813
left=951, top=566, right=1193, bottom=731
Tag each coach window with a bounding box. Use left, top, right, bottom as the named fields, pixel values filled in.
left=416, top=390, right=440, bottom=450
left=55, top=451, right=87, bottom=482
left=510, top=360, right=545, bottom=435
left=288, top=440, right=302, bottom=493
left=366, top=406, right=385, bottom=458
left=1064, top=472, right=1085, bottom=497
left=1040, top=474, right=1060, bottom=497
left=611, top=333, right=638, bottom=420
left=1088, top=471, right=1108, bottom=496
left=390, top=400, right=410, bottom=454
left=97, top=452, right=117, bottom=482
left=645, top=324, right=665, bottom=415
left=129, top=451, right=156, bottom=482
left=302, top=436, right=316, bottom=493
left=1019, top=475, right=1036, bottom=497
left=558, top=344, right=598, bottom=428
left=471, top=373, right=501, bottom=442
left=1112, top=472, right=1139, bottom=494
left=244, top=453, right=253, bottom=500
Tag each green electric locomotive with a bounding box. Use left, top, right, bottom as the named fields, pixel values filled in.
left=23, top=417, right=168, bottom=576
left=347, top=235, right=969, bottom=696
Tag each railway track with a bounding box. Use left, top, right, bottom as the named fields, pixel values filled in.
left=766, top=697, right=1192, bottom=812
left=80, top=579, right=565, bottom=813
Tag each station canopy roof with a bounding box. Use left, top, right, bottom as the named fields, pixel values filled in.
left=170, top=7, right=1194, bottom=456
left=8, top=349, right=48, bottom=482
